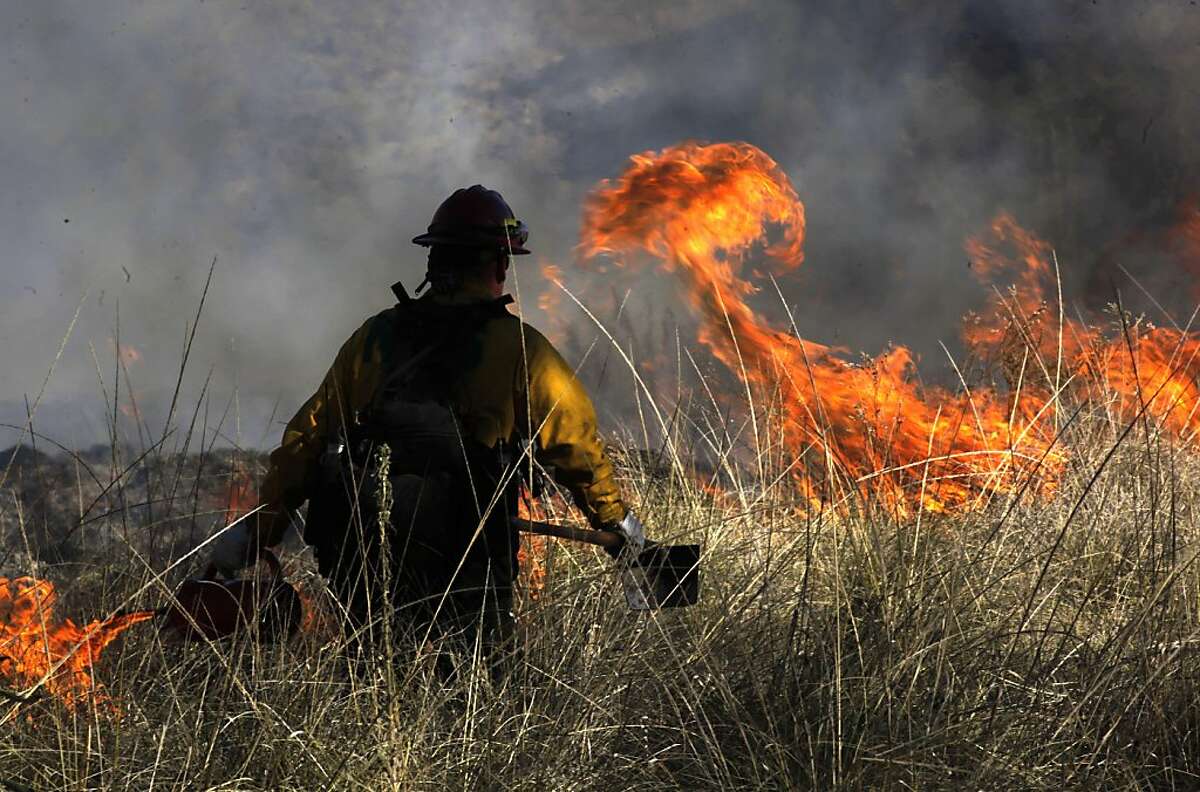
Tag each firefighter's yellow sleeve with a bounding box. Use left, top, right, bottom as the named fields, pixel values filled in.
left=255, top=315, right=387, bottom=547
left=517, top=327, right=627, bottom=529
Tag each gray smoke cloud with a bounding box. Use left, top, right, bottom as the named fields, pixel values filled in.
left=2, top=1, right=1198, bottom=451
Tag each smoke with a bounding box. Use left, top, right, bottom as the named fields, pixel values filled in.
left=1, top=0, right=1197, bottom=449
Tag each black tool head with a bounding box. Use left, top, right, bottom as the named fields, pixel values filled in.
left=623, top=543, right=701, bottom=609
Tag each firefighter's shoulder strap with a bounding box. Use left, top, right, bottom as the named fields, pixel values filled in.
left=368, top=282, right=513, bottom=413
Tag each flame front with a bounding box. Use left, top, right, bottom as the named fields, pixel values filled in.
left=579, top=142, right=1062, bottom=513
left=0, top=577, right=153, bottom=710
left=965, top=212, right=1200, bottom=441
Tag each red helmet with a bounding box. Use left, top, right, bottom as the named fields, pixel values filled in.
left=412, top=185, right=531, bottom=255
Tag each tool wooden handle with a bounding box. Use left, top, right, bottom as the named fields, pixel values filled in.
left=514, top=518, right=624, bottom=549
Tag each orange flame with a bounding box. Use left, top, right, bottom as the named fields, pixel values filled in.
left=537, top=260, right=570, bottom=346
left=296, top=587, right=331, bottom=636
left=224, top=462, right=256, bottom=523
left=965, top=213, right=1200, bottom=440
left=580, top=141, right=1060, bottom=513
left=538, top=261, right=564, bottom=315
left=516, top=494, right=550, bottom=600
left=0, top=577, right=153, bottom=711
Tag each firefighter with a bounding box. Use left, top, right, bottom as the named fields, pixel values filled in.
left=210, top=185, right=645, bottom=654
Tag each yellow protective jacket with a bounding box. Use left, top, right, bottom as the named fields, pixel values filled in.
left=254, top=291, right=627, bottom=548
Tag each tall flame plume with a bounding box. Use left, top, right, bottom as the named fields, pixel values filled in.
left=576, top=141, right=1200, bottom=513
left=583, top=142, right=1070, bottom=513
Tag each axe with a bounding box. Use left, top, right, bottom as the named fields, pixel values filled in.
left=514, top=518, right=701, bottom=609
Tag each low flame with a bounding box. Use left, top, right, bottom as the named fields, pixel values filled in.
left=516, top=495, right=549, bottom=600
left=965, top=212, right=1200, bottom=440
left=0, top=577, right=153, bottom=711
left=224, top=462, right=257, bottom=524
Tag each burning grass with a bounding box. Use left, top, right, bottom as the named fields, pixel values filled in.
left=2, top=356, right=1200, bottom=788
left=573, top=142, right=1200, bottom=516
left=0, top=576, right=152, bottom=711
left=2, top=141, right=1200, bottom=788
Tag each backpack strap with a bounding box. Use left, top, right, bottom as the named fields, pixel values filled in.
left=365, top=292, right=515, bottom=418
left=390, top=280, right=412, bottom=303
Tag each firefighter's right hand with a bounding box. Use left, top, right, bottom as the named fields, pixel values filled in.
left=209, top=519, right=254, bottom=578
left=604, top=509, right=647, bottom=560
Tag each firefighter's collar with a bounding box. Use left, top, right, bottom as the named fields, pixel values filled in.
left=391, top=281, right=513, bottom=311
left=391, top=280, right=513, bottom=309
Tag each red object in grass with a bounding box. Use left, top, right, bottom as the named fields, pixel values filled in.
left=163, top=551, right=301, bottom=641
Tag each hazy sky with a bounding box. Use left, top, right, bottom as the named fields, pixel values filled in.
left=3, top=1, right=1198, bottom=451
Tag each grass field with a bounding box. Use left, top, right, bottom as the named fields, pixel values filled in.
left=2, top=374, right=1200, bottom=792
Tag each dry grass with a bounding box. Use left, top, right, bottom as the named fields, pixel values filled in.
left=1, top=400, right=1198, bottom=790
left=3, top=302, right=1200, bottom=790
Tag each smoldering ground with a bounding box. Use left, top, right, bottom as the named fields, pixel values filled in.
left=2, top=0, right=1198, bottom=449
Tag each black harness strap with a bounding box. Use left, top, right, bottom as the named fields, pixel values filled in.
left=368, top=286, right=514, bottom=418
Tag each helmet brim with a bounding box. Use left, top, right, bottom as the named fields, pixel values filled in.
left=412, top=232, right=531, bottom=255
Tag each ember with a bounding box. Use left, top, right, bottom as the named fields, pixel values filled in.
left=0, top=577, right=153, bottom=710
left=108, top=339, right=143, bottom=366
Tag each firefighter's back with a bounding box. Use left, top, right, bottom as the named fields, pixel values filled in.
left=305, top=296, right=533, bottom=638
